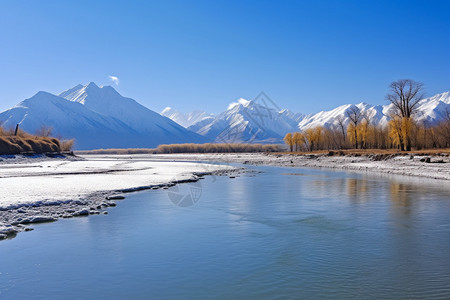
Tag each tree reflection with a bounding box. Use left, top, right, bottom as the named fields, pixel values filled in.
left=346, top=177, right=369, bottom=203
left=389, top=182, right=412, bottom=207
left=309, top=176, right=346, bottom=199
left=307, top=176, right=372, bottom=203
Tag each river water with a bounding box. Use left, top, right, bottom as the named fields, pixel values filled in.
left=1, top=165, right=450, bottom=299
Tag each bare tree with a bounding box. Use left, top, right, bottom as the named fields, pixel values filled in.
left=346, top=106, right=364, bottom=149
left=386, top=79, right=424, bottom=151
left=336, top=115, right=346, bottom=143
left=386, top=79, right=424, bottom=118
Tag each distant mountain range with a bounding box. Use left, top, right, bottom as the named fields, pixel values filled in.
left=184, top=98, right=300, bottom=144
left=161, top=107, right=214, bottom=128
left=298, top=92, right=450, bottom=131
left=162, top=91, right=450, bottom=143
left=0, top=83, right=207, bottom=149
left=0, top=83, right=448, bottom=150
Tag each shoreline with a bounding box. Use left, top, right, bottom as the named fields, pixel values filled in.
left=0, top=154, right=238, bottom=240
left=150, top=152, right=450, bottom=181
left=2, top=151, right=449, bottom=240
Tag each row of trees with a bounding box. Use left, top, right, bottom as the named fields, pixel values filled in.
left=284, top=79, right=450, bottom=151
left=284, top=118, right=450, bottom=151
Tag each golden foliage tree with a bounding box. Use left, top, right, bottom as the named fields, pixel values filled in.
left=388, top=116, right=404, bottom=149
left=313, top=126, right=324, bottom=150
left=356, top=120, right=369, bottom=149
left=304, top=126, right=324, bottom=151
left=386, top=79, right=424, bottom=151
left=347, top=123, right=356, bottom=149
left=346, top=106, right=364, bottom=148
left=401, top=117, right=413, bottom=150
left=284, top=133, right=294, bottom=152
left=434, top=109, right=450, bottom=148
left=293, top=132, right=304, bottom=152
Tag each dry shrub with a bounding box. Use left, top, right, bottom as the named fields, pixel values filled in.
left=76, top=144, right=283, bottom=155
left=25, top=137, right=60, bottom=153
left=155, top=143, right=284, bottom=154
left=0, top=137, right=23, bottom=154
left=76, top=148, right=156, bottom=155
left=12, top=128, right=32, bottom=138
left=14, top=137, right=33, bottom=152
left=35, top=126, right=53, bottom=137
left=0, top=135, right=62, bottom=154
left=50, top=138, right=61, bottom=148
left=60, top=139, right=75, bottom=152
left=0, top=125, right=69, bottom=154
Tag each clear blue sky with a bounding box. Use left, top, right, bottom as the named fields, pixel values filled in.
left=1, top=0, right=449, bottom=114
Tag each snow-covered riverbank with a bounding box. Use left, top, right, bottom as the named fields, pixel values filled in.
left=2, top=152, right=449, bottom=240
left=0, top=154, right=236, bottom=239
left=151, top=152, right=450, bottom=181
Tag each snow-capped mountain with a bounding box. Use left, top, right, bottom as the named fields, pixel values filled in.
left=186, top=98, right=299, bottom=143
left=279, top=109, right=304, bottom=124
left=160, top=107, right=214, bottom=128
left=413, top=91, right=450, bottom=125
left=1, top=82, right=448, bottom=149
left=0, top=91, right=138, bottom=149
left=298, top=102, right=387, bottom=130
left=297, top=92, right=450, bottom=131
left=0, top=83, right=207, bottom=149
left=166, top=91, right=449, bottom=143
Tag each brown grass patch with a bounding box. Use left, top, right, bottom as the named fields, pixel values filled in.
left=76, top=143, right=285, bottom=155
left=0, top=136, right=62, bottom=155
left=75, top=148, right=157, bottom=155
left=156, top=143, right=284, bottom=154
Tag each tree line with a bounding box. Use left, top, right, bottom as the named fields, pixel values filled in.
left=284, top=79, right=450, bottom=152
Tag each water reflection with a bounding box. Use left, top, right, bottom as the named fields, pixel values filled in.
left=346, top=178, right=369, bottom=203
left=1, top=166, right=449, bottom=299
left=304, top=171, right=449, bottom=214
left=306, top=175, right=372, bottom=203
left=389, top=182, right=413, bottom=207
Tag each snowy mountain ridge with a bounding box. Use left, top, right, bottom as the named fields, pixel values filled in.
left=1, top=83, right=448, bottom=149
left=0, top=83, right=207, bottom=149
left=186, top=97, right=301, bottom=144
left=164, top=91, right=450, bottom=143
left=160, top=107, right=214, bottom=128
left=297, top=91, right=450, bottom=131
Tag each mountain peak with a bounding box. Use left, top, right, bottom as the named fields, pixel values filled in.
left=59, top=82, right=124, bottom=106
left=227, top=98, right=252, bottom=110
left=1, top=83, right=208, bottom=150
left=35, top=91, right=53, bottom=97
left=356, top=101, right=369, bottom=108
left=59, top=84, right=83, bottom=99
left=85, top=82, right=99, bottom=89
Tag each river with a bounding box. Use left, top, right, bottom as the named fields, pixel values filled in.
left=1, top=165, right=449, bottom=299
